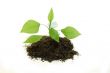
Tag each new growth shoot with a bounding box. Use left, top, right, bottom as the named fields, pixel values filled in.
left=21, top=8, right=80, bottom=43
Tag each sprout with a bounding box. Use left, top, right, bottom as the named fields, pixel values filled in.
left=21, top=8, right=80, bottom=43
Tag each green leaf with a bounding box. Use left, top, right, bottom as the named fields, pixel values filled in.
left=21, top=20, right=40, bottom=34
left=48, top=8, right=54, bottom=23
left=24, top=35, right=43, bottom=43
left=49, top=28, right=59, bottom=42
left=61, top=26, right=80, bottom=39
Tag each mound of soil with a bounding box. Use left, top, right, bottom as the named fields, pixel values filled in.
left=26, top=36, right=78, bottom=62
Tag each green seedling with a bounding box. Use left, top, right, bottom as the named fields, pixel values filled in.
left=21, top=8, right=80, bottom=43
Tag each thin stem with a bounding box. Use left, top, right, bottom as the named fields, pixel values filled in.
left=40, top=24, right=49, bottom=29
left=48, top=22, right=51, bottom=30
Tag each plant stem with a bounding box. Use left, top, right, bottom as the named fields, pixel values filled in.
left=41, top=24, right=49, bottom=29
left=49, top=22, right=51, bottom=30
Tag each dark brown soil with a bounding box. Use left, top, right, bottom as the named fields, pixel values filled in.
left=26, top=36, right=78, bottom=62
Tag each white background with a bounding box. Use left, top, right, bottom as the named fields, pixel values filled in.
left=0, top=0, right=110, bottom=73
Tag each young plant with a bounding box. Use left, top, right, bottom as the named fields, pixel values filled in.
left=21, top=8, right=80, bottom=43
